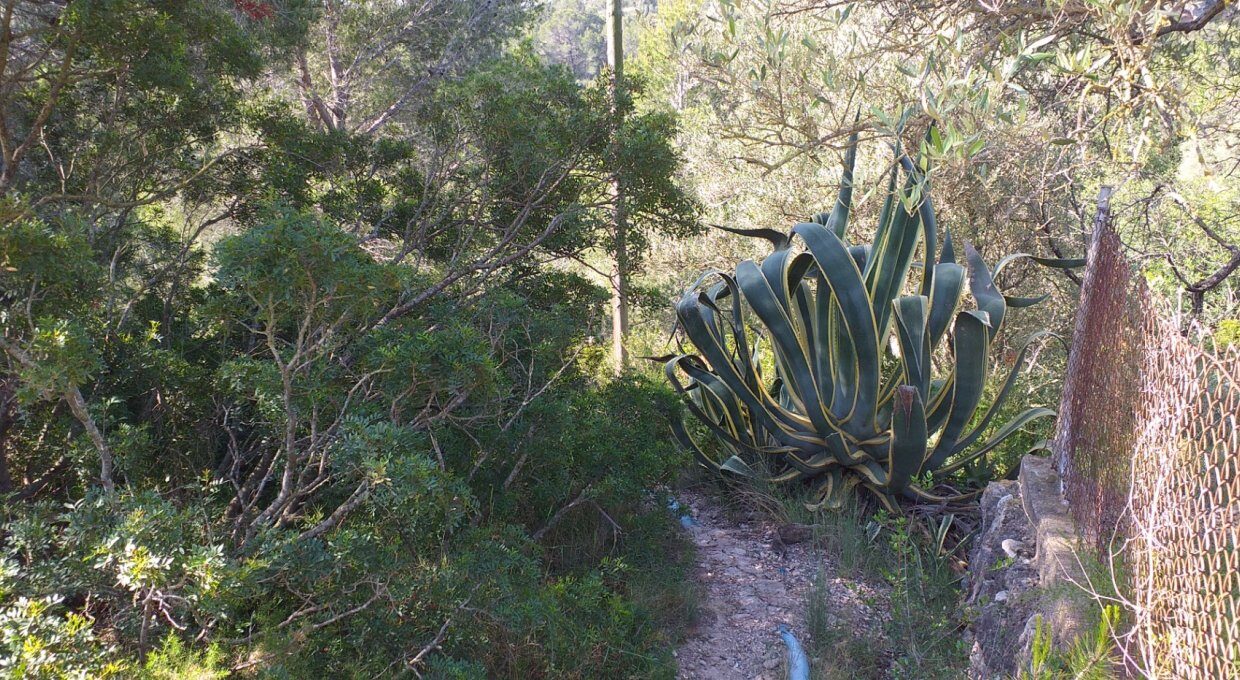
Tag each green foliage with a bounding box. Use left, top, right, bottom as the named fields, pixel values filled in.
left=2, top=202, right=693, bottom=675
left=1023, top=606, right=1120, bottom=680
left=0, top=220, right=102, bottom=318
left=806, top=585, right=884, bottom=680
left=15, top=320, right=102, bottom=400
left=0, top=3, right=699, bottom=677
left=140, top=636, right=228, bottom=680
left=796, top=500, right=969, bottom=679
left=880, top=514, right=969, bottom=679
left=665, top=134, right=1062, bottom=510
left=0, top=586, right=129, bottom=678
left=1216, top=319, right=1240, bottom=349
left=536, top=0, right=606, bottom=81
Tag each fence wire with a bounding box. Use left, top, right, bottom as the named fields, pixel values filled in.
left=1051, top=189, right=1240, bottom=678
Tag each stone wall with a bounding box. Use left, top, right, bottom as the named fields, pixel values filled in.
left=965, top=455, right=1090, bottom=679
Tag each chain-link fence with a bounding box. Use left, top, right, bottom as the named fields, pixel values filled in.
left=1051, top=189, right=1240, bottom=678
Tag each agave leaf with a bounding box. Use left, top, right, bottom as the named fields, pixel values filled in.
left=787, top=450, right=844, bottom=475
left=677, top=358, right=755, bottom=446
left=806, top=469, right=854, bottom=511
left=1031, top=256, right=1085, bottom=269
left=934, top=407, right=1057, bottom=476
left=676, top=294, right=800, bottom=435
left=991, top=252, right=1033, bottom=281
left=825, top=129, right=859, bottom=238
left=893, top=295, right=931, bottom=401
left=904, top=485, right=983, bottom=504
left=710, top=224, right=791, bottom=250
left=791, top=222, right=881, bottom=432
left=828, top=302, right=857, bottom=422
left=760, top=247, right=799, bottom=315
left=950, top=330, right=1061, bottom=454
left=927, top=262, right=965, bottom=350
left=847, top=244, right=869, bottom=270
left=1004, top=293, right=1050, bottom=308
left=670, top=417, right=721, bottom=469
left=926, top=310, right=990, bottom=469
left=940, top=226, right=957, bottom=265
left=720, top=456, right=759, bottom=477
left=991, top=252, right=1081, bottom=305
left=925, top=359, right=961, bottom=434
left=869, top=158, right=901, bottom=274
left=666, top=358, right=772, bottom=456
left=787, top=252, right=819, bottom=344
left=735, top=259, right=834, bottom=434
left=866, top=169, right=922, bottom=344
left=897, top=155, right=938, bottom=297
left=992, top=441, right=1052, bottom=480
left=810, top=272, right=837, bottom=411
left=965, top=244, right=1007, bottom=339
left=886, top=386, right=928, bottom=492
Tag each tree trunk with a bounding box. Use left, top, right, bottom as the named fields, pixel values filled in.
left=608, top=0, right=628, bottom=375
left=0, top=376, right=14, bottom=496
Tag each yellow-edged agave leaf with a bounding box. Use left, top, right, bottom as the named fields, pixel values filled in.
left=660, top=133, right=1077, bottom=510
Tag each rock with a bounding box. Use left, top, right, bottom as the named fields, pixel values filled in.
left=1001, top=539, right=1031, bottom=559
left=763, top=657, right=781, bottom=670
left=777, top=523, right=817, bottom=544
left=966, top=480, right=1040, bottom=679
left=752, top=580, right=785, bottom=597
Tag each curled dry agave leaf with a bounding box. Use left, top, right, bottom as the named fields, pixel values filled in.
left=662, top=131, right=1076, bottom=512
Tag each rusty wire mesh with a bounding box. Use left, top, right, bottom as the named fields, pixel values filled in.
left=1051, top=191, right=1240, bottom=678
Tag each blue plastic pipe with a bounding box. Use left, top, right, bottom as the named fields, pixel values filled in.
left=777, top=624, right=810, bottom=680
left=667, top=498, right=697, bottom=527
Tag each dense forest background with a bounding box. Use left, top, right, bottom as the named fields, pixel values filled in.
left=1, top=0, right=1236, bottom=677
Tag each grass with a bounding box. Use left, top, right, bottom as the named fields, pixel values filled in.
left=732, top=478, right=971, bottom=679
left=1018, top=549, right=1125, bottom=679
left=805, top=569, right=884, bottom=680
left=618, top=509, right=703, bottom=647
left=815, top=498, right=886, bottom=579
left=880, top=512, right=970, bottom=679
left=1022, top=605, right=1120, bottom=680
left=690, top=451, right=1128, bottom=680
left=536, top=497, right=702, bottom=678
left=799, top=489, right=1125, bottom=680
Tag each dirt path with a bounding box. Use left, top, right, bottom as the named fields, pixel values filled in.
left=672, top=490, right=819, bottom=680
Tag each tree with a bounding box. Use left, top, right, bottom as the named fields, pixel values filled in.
left=536, top=0, right=606, bottom=80
left=0, top=2, right=699, bottom=675
left=289, top=0, right=527, bottom=134
left=608, top=0, right=629, bottom=373
left=634, top=0, right=1239, bottom=327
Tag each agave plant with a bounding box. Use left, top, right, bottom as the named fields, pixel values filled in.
left=662, top=135, right=1071, bottom=511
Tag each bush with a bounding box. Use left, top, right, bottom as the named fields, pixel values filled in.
left=2, top=205, right=692, bottom=677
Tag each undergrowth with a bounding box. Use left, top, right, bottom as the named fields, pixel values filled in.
left=1018, top=550, right=1125, bottom=679
left=713, top=477, right=970, bottom=679
left=789, top=482, right=1123, bottom=680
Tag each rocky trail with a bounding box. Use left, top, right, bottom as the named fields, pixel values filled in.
left=672, top=490, right=883, bottom=680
